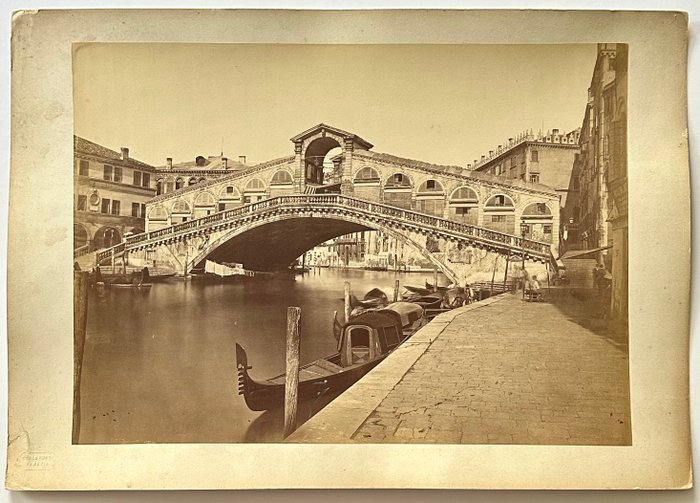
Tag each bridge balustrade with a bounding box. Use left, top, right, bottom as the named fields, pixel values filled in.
left=97, top=193, right=553, bottom=265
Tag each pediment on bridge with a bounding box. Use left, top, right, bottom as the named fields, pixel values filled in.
left=290, top=123, right=374, bottom=151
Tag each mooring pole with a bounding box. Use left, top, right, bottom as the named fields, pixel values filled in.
left=503, top=255, right=510, bottom=292
left=393, top=279, right=400, bottom=303
left=490, top=255, right=498, bottom=297
left=73, top=270, right=89, bottom=444
left=283, top=306, right=302, bottom=438
left=344, top=281, right=352, bottom=323
left=433, top=269, right=438, bottom=292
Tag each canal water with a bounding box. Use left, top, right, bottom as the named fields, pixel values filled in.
left=79, top=268, right=446, bottom=444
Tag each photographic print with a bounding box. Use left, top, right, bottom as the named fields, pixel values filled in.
left=7, top=9, right=690, bottom=490
left=72, top=42, right=630, bottom=446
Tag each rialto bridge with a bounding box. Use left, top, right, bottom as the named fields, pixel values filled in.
left=97, top=124, right=561, bottom=284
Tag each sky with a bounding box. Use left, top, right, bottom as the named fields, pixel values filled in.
left=73, top=43, right=597, bottom=167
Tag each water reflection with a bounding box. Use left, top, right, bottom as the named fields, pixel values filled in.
left=79, top=268, right=445, bottom=443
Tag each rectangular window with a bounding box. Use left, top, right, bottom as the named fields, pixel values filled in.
left=426, top=180, right=436, bottom=190
left=543, top=225, right=552, bottom=234
left=103, top=165, right=113, bottom=181
left=492, top=215, right=506, bottom=223
left=510, top=156, right=517, bottom=167
left=529, top=174, right=540, bottom=183
left=101, top=198, right=111, bottom=214
left=537, top=203, right=547, bottom=214
left=531, top=150, right=539, bottom=162
left=142, top=173, right=151, bottom=188
left=78, top=160, right=89, bottom=176
left=132, top=203, right=140, bottom=217
left=111, top=200, right=120, bottom=215
left=77, top=195, right=87, bottom=211
left=113, top=167, right=123, bottom=183
left=521, top=224, right=530, bottom=233
left=133, top=171, right=142, bottom=186
left=227, top=186, right=234, bottom=194
left=141, top=204, right=146, bottom=218
left=455, top=207, right=471, bottom=215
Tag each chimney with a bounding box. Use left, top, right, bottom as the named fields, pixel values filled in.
left=553, top=128, right=559, bottom=135
left=481, top=155, right=485, bottom=161
left=222, top=157, right=228, bottom=169
left=121, top=147, right=129, bottom=160
left=166, top=157, right=173, bottom=169
left=508, top=138, right=513, bottom=145
left=489, top=150, right=494, bottom=156
left=238, top=155, right=247, bottom=164
left=467, top=163, right=472, bottom=169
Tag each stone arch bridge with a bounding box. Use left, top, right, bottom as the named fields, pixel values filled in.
left=97, top=124, right=560, bottom=284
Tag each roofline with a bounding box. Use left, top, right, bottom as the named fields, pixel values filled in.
left=290, top=123, right=374, bottom=150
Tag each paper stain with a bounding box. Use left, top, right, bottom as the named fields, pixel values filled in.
left=44, top=226, right=66, bottom=247
left=43, top=101, right=65, bottom=121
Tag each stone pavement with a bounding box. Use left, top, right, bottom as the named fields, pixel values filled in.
left=287, top=289, right=631, bottom=445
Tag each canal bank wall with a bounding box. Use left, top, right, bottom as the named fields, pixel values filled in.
left=287, top=289, right=631, bottom=445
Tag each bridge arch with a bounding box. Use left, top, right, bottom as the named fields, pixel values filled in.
left=243, top=178, right=267, bottom=204
left=187, top=212, right=459, bottom=283
left=193, top=191, right=217, bottom=218
left=383, top=172, right=413, bottom=209
left=303, top=135, right=344, bottom=186
left=520, top=202, right=554, bottom=243
left=484, top=193, right=516, bottom=234
left=448, top=186, right=479, bottom=225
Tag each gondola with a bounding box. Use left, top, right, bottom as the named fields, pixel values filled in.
left=236, top=302, right=426, bottom=412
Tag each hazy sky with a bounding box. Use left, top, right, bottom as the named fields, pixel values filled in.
left=73, top=43, right=597, bottom=167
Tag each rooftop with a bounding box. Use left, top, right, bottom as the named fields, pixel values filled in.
left=74, top=136, right=156, bottom=172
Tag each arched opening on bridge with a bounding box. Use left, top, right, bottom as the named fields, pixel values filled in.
left=94, top=226, right=121, bottom=249
left=304, top=137, right=342, bottom=186
left=243, top=178, right=267, bottom=204
left=520, top=202, right=554, bottom=243
left=270, top=169, right=294, bottom=186
left=449, top=186, right=479, bottom=226
left=484, top=194, right=516, bottom=234
left=188, top=177, right=197, bottom=186
left=171, top=199, right=191, bottom=224
left=148, top=204, right=170, bottom=231
left=383, top=172, right=413, bottom=209
left=74, top=223, right=89, bottom=249
left=193, top=192, right=216, bottom=218
left=218, top=185, right=242, bottom=211
left=175, top=177, right=184, bottom=190
left=416, top=179, right=445, bottom=217
left=156, top=178, right=163, bottom=195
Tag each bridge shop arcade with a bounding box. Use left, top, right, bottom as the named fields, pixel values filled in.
left=117, top=124, right=560, bottom=284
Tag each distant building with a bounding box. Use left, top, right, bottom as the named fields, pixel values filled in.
left=154, top=154, right=248, bottom=196
left=73, top=136, right=156, bottom=252
left=575, top=43, right=628, bottom=320
left=470, top=127, right=581, bottom=250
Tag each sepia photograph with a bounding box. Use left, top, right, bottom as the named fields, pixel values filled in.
left=72, top=42, right=630, bottom=445
left=6, top=8, right=691, bottom=491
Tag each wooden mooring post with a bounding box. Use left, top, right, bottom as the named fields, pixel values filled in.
left=393, top=279, right=400, bottom=303
left=344, top=281, right=351, bottom=323
left=73, top=270, right=89, bottom=444
left=283, top=306, right=302, bottom=438
left=433, top=269, right=438, bottom=292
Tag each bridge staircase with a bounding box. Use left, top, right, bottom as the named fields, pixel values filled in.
left=95, top=194, right=556, bottom=279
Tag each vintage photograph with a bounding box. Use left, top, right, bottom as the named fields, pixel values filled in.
left=71, top=42, right=630, bottom=446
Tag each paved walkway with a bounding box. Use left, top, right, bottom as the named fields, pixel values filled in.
left=288, top=289, right=631, bottom=445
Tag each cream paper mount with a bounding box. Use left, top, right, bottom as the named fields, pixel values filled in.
left=7, top=9, right=691, bottom=490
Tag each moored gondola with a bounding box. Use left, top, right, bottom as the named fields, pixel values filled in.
left=236, top=302, right=425, bottom=412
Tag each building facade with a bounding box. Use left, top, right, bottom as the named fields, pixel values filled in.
left=154, top=154, right=249, bottom=196
left=575, top=43, right=628, bottom=320
left=470, top=128, right=581, bottom=251
left=74, top=136, right=157, bottom=252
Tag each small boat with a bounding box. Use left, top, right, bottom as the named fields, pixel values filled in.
left=110, top=282, right=152, bottom=289
left=350, top=287, right=389, bottom=310
left=236, top=302, right=426, bottom=412
left=403, top=284, right=432, bottom=296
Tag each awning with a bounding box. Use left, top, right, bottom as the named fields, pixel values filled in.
left=560, top=245, right=613, bottom=260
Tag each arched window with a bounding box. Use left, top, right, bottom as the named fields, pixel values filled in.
left=171, top=199, right=191, bottom=214
left=156, top=179, right=164, bottom=195
left=175, top=178, right=184, bottom=190
left=354, top=167, right=380, bottom=183
left=219, top=185, right=241, bottom=199
left=485, top=194, right=515, bottom=208
left=450, top=186, right=479, bottom=203
left=194, top=192, right=216, bottom=207
left=199, top=177, right=207, bottom=184
left=417, top=179, right=444, bottom=193
left=148, top=205, right=169, bottom=221
left=522, top=202, right=552, bottom=216
left=188, top=177, right=197, bottom=186
left=270, top=170, right=293, bottom=185
left=245, top=178, right=266, bottom=191
left=384, top=172, right=412, bottom=189
left=73, top=224, right=89, bottom=249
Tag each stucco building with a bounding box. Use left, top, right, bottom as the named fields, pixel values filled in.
left=574, top=43, right=628, bottom=320
left=154, top=154, right=249, bottom=196
left=73, top=136, right=157, bottom=252
left=470, top=128, right=581, bottom=250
